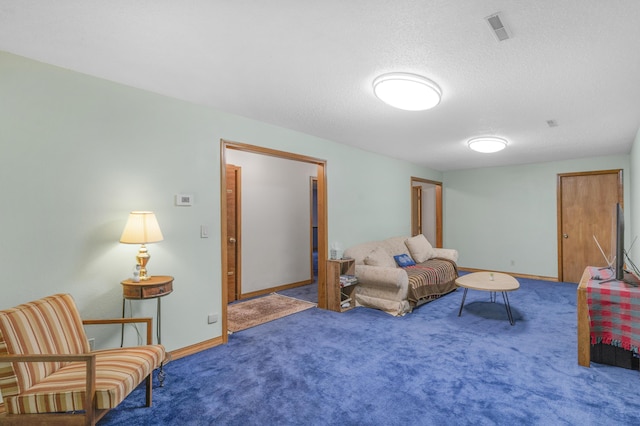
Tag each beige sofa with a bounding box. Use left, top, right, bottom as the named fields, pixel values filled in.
left=343, top=235, right=459, bottom=316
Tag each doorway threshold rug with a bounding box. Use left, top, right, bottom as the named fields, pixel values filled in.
left=228, top=293, right=316, bottom=332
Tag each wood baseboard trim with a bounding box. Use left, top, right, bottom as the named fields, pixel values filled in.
left=168, top=336, right=224, bottom=361
left=458, top=267, right=558, bottom=282
left=239, top=279, right=314, bottom=300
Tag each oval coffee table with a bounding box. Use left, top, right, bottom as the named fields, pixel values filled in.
left=455, top=272, right=520, bottom=325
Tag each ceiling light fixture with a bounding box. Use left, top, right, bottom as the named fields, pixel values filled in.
left=468, top=136, right=508, bottom=153
left=373, top=72, right=442, bottom=111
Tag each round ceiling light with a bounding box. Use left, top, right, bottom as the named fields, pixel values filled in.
left=373, top=72, right=442, bottom=111
left=468, top=136, right=508, bottom=153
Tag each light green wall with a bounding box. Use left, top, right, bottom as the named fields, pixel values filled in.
left=443, top=156, right=631, bottom=279
left=0, top=51, right=441, bottom=351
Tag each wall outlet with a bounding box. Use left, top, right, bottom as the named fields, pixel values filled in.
left=88, top=338, right=95, bottom=351
left=207, top=313, right=218, bottom=324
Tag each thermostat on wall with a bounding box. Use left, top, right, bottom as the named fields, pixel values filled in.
left=175, top=194, right=193, bottom=206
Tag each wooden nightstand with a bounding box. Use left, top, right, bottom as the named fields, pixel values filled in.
left=121, top=275, right=173, bottom=345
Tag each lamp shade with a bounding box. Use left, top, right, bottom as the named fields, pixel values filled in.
left=373, top=72, right=442, bottom=111
left=119, top=211, right=164, bottom=244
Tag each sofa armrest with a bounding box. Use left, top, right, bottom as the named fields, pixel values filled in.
left=433, top=248, right=458, bottom=263
left=354, top=265, right=409, bottom=296
left=0, top=353, right=95, bottom=363
left=83, top=317, right=153, bottom=345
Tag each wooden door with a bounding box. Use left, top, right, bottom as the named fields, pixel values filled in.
left=557, top=170, right=622, bottom=283
left=226, top=164, right=241, bottom=303
left=411, top=186, right=423, bottom=236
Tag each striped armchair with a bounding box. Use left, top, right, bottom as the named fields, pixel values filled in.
left=0, top=293, right=166, bottom=425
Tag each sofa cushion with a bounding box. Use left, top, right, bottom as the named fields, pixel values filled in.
left=364, top=246, right=396, bottom=268
left=4, top=345, right=165, bottom=413
left=383, top=237, right=412, bottom=258
left=405, top=234, right=436, bottom=263
left=394, top=254, right=416, bottom=267
left=344, top=241, right=379, bottom=265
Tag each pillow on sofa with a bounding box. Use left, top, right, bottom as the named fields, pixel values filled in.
left=364, top=246, right=397, bottom=268
left=393, top=253, right=416, bottom=267
left=405, top=234, right=436, bottom=263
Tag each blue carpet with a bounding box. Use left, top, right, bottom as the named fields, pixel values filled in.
left=99, top=278, right=640, bottom=425
left=279, top=280, right=318, bottom=303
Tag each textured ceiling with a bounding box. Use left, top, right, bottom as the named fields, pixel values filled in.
left=1, top=0, right=639, bottom=171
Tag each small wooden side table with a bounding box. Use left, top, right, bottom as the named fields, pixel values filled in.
left=326, top=258, right=358, bottom=312
left=121, top=275, right=173, bottom=387
left=121, top=275, right=174, bottom=346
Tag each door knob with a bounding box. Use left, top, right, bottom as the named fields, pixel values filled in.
left=229, top=237, right=236, bottom=243
left=563, top=234, right=568, bottom=239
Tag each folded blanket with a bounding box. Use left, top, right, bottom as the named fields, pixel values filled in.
left=405, top=258, right=458, bottom=304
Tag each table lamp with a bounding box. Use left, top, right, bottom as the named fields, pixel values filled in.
left=120, top=211, right=164, bottom=280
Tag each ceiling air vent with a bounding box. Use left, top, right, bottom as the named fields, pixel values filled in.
left=486, top=12, right=511, bottom=41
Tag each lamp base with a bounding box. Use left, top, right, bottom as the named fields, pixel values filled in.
left=136, top=244, right=151, bottom=281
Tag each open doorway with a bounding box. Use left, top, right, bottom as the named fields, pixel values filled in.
left=411, top=177, right=443, bottom=247
left=220, top=140, right=328, bottom=343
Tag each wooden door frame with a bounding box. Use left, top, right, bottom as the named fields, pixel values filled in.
left=411, top=185, right=422, bottom=236
left=226, top=164, right=241, bottom=303
left=556, top=169, right=623, bottom=282
left=220, top=140, right=328, bottom=343
left=310, top=176, right=318, bottom=281
left=410, top=177, right=443, bottom=247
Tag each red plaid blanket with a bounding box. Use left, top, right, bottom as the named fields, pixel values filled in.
left=586, top=266, right=640, bottom=354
